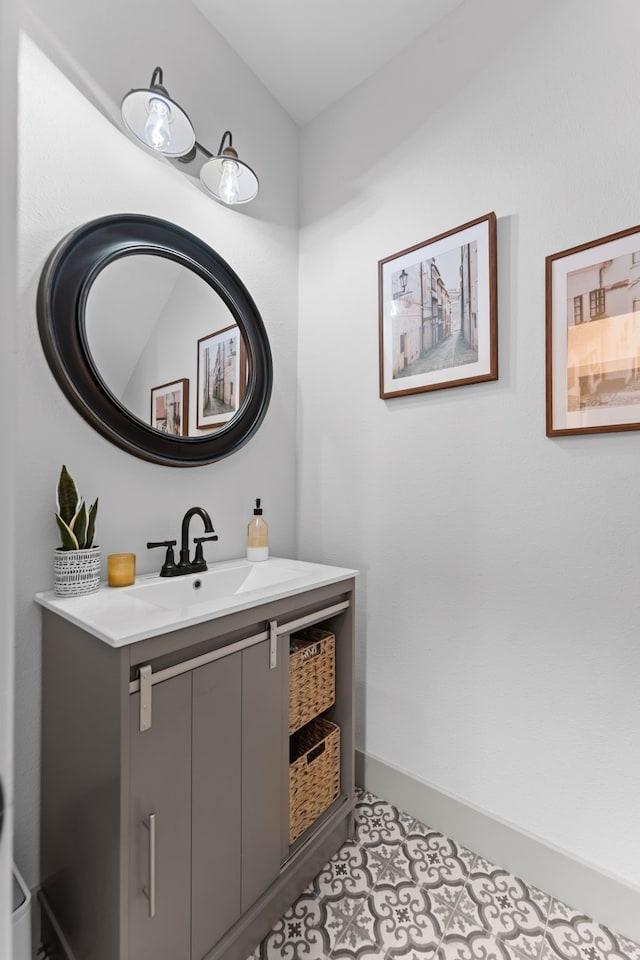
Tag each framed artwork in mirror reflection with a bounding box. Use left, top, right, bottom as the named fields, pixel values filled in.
left=378, top=212, right=498, bottom=399
left=197, top=324, right=247, bottom=430
left=546, top=222, right=640, bottom=436
left=150, top=378, right=189, bottom=435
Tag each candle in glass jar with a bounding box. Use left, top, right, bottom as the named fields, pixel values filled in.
left=107, top=553, right=136, bottom=587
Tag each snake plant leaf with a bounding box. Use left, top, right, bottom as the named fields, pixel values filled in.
left=55, top=513, right=79, bottom=550
left=56, top=465, right=79, bottom=526
left=71, top=502, right=88, bottom=549
left=85, top=498, right=98, bottom=548
left=54, top=467, right=98, bottom=549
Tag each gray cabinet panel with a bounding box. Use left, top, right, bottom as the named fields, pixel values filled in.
left=129, top=675, right=192, bottom=960
left=40, top=616, right=126, bottom=960
left=192, top=655, right=242, bottom=960
left=241, top=636, right=286, bottom=911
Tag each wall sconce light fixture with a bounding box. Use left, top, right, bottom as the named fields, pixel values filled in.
left=199, top=131, right=259, bottom=205
left=121, top=67, right=259, bottom=205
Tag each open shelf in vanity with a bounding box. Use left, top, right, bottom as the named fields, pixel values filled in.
left=37, top=562, right=356, bottom=960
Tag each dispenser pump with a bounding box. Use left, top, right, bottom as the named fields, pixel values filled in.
left=247, top=498, right=268, bottom=562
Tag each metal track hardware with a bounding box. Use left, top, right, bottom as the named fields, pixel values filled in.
left=269, top=620, right=278, bottom=670
left=131, top=599, right=350, bottom=731
left=139, top=664, right=152, bottom=732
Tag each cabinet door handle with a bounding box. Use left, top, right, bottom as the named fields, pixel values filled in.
left=143, top=814, right=157, bottom=918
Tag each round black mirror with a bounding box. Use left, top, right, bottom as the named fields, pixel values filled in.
left=37, top=214, right=272, bottom=467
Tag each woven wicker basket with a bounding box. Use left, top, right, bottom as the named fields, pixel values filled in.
left=289, top=716, right=340, bottom=845
left=289, top=627, right=336, bottom=735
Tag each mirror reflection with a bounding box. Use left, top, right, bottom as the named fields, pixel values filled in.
left=85, top=255, right=247, bottom=438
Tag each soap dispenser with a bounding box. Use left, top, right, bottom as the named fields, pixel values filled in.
left=247, top=498, right=269, bottom=562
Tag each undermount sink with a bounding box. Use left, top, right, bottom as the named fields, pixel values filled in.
left=35, top=556, right=358, bottom=647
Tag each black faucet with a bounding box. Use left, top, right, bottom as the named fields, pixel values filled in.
left=147, top=506, right=218, bottom=577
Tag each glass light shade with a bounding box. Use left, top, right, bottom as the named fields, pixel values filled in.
left=121, top=88, right=196, bottom=157
left=200, top=155, right=259, bottom=205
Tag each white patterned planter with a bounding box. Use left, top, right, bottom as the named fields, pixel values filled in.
left=53, top=546, right=101, bottom=597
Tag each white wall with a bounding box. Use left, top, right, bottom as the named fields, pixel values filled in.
left=15, top=20, right=299, bottom=885
left=0, top=0, right=18, bottom=952
left=298, top=0, right=640, bottom=891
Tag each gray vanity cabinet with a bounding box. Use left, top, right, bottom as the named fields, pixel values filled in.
left=40, top=577, right=355, bottom=960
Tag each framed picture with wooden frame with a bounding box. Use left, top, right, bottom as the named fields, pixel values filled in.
left=197, top=324, right=247, bottom=430
left=546, top=222, right=640, bottom=436
left=150, top=378, right=189, bottom=436
left=378, top=212, right=498, bottom=399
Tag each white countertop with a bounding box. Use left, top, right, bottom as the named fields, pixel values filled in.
left=34, top=556, right=358, bottom=647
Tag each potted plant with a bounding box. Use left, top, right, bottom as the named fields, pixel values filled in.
left=53, top=465, right=101, bottom=597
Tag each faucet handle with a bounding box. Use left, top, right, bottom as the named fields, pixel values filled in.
left=146, top=540, right=178, bottom=577
left=192, top=534, right=218, bottom=568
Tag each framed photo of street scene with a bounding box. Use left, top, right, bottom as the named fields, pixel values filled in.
left=378, top=212, right=498, bottom=399
left=150, top=378, right=189, bottom=435
left=546, top=223, right=640, bottom=436
left=197, top=324, right=247, bottom=430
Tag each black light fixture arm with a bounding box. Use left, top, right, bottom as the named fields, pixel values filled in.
left=175, top=141, right=210, bottom=164
left=217, top=130, right=235, bottom=156
left=148, top=66, right=170, bottom=98
left=176, top=131, right=236, bottom=166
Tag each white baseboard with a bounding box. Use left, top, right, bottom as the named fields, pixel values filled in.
left=356, top=750, right=640, bottom=945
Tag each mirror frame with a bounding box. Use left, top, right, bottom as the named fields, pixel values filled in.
left=37, top=214, right=273, bottom=467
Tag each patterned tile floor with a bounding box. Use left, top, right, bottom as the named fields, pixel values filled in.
left=247, top=790, right=640, bottom=960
